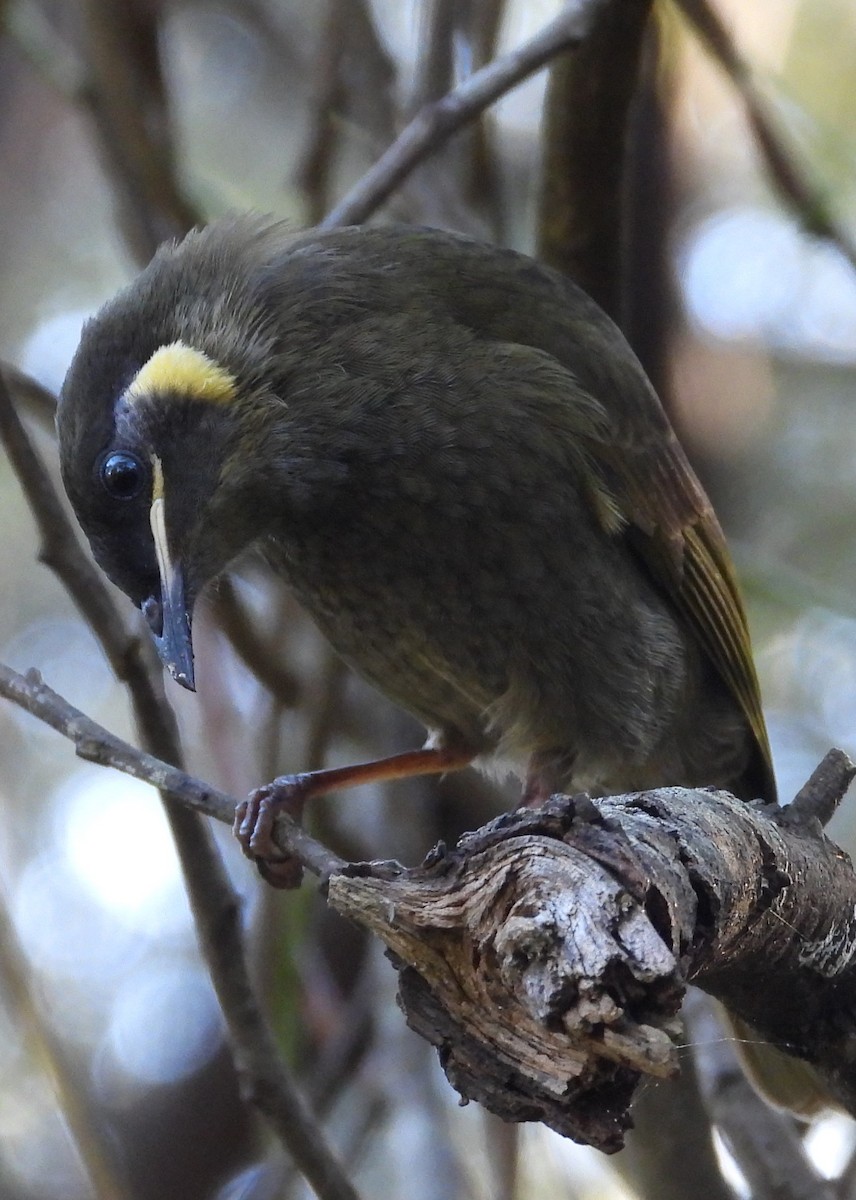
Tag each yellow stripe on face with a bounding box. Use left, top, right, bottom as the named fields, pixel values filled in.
left=127, top=341, right=237, bottom=406
left=151, top=454, right=165, bottom=501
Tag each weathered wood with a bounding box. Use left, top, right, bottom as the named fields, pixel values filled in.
left=327, top=779, right=856, bottom=1150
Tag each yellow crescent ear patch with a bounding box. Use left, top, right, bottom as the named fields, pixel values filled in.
left=127, top=341, right=237, bottom=406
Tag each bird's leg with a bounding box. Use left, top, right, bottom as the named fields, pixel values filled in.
left=235, top=742, right=476, bottom=888
left=521, top=749, right=576, bottom=808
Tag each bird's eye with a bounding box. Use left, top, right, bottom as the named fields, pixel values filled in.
left=100, top=452, right=145, bottom=500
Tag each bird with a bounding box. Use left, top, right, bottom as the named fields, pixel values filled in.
left=58, top=214, right=832, bottom=1113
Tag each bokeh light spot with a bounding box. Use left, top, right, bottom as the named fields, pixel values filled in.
left=106, top=964, right=223, bottom=1084
left=60, top=770, right=187, bottom=929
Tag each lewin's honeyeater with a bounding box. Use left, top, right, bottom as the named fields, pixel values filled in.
left=57, top=216, right=822, bottom=1113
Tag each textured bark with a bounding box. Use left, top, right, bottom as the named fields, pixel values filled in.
left=327, top=780, right=856, bottom=1151
left=4, top=660, right=855, bottom=1157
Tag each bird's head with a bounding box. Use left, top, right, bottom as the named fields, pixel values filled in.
left=57, top=216, right=489, bottom=690
left=56, top=219, right=299, bottom=690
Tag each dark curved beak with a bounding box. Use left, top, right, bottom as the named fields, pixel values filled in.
left=147, top=482, right=196, bottom=691
left=142, top=569, right=195, bottom=691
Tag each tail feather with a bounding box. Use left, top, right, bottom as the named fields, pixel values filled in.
left=726, top=1014, right=831, bottom=1118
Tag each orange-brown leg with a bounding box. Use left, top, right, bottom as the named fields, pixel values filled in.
left=234, top=743, right=476, bottom=888
left=521, top=749, right=576, bottom=809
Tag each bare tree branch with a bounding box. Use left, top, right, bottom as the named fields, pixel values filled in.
left=684, top=991, right=835, bottom=1200
left=0, top=379, right=361, bottom=1200
left=676, top=0, right=856, bottom=274
left=81, top=0, right=199, bottom=262
left=0, top=888, right=131, bottom=1200
left=0, top=663, right=337, bottom=873
left=0, top=360, right=57, bottom=434
left=321, top=0, right=615, bottom=229
left=208, top=574, right=301, bottom=707
left=537, top=0, right=653, bottom=316
left=3, top=660, right=855, bottom=1154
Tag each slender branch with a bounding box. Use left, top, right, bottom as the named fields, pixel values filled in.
left=0, top=665, right=341, bottom=878
left=81, top=0, right=199, bottom=262
left=785, top=747, right=856, bottom=830
left=321, top=0, right=614, bottom=228
left=537, top=0, right=653, bottom=315
left=0, top=360, right=58, bottom=434
left=684, top=992, right=835, bottom=1200
left=0, top=890, right=131, bottom=1199
left=0, top=379, right=361, bottom=1200
left=676, top=0, right=856, bottom=274
left=4, top=658, right=856, bottom=1148
left=209, top=575, right=301, bottom=707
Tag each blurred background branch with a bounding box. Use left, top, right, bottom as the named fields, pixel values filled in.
left=0, top=366, right=361, bottom=1200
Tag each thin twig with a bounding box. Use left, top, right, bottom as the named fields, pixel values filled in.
left=209, top=574, right=301, bottom=707
left=4, top=0, right=89, bottom=101
left=81, top=0, right=198, bottom=263
left=0, top=888, right=132, bottom=1200
left=783, top=747, right=856, bottom=830
left=7, top=660, right=856, bottom=1136
left=0, top=664, right=343, bottom=879
left=321, top=0, right=613, bottom=229
left=676, top=0, right=856, bottom=274
left=683, top=991, right=834, bottom=1200
left=1, top=360, right=58, bottom=434
left=0, top=377, right=361, bottom=1200
left=296, top=0, right=349, bottom=226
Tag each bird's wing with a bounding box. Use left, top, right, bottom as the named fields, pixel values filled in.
left=547, top=350, right=773, bottom=806
left=593, top=417, right=775, bottom=801
left=376, top=226, right=776, bottom=802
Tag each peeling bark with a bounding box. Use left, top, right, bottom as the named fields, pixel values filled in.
left=327, top=778, right=856, bottom=1150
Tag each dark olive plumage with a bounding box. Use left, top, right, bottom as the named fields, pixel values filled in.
left=63, top=218, right=839, bottom=1112
left=57, top=216, right=775, bottom=804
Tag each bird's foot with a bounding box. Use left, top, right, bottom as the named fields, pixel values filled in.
left=234, top=774, right=312, bottom=889
left=235, top=744, right=477, bottom=889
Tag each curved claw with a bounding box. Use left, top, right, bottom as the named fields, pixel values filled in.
left=234, top=775, right=312, bottom=890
